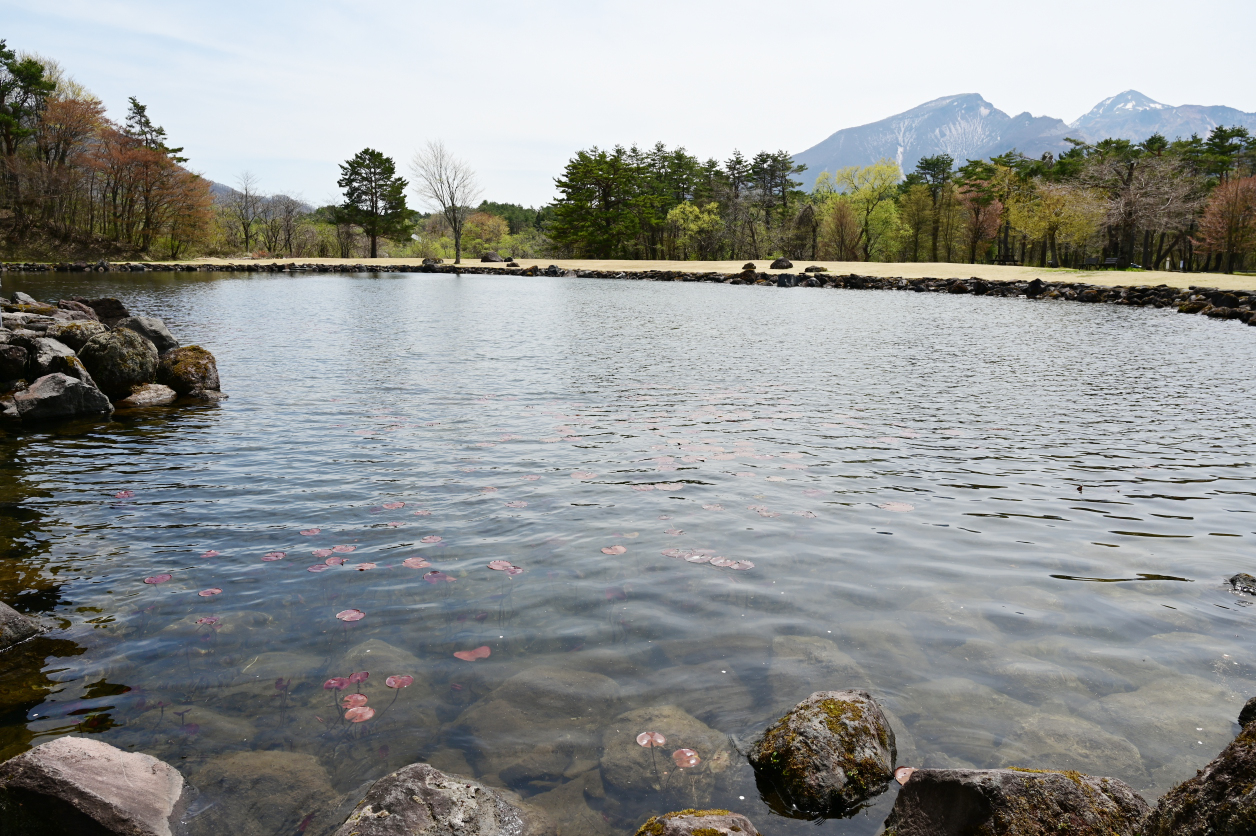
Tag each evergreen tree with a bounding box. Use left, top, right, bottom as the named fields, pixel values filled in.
left=337, top=148, right=408, bottom=258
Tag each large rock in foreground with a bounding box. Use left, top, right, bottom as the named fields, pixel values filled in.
left=1143, top=719, right=1256, bottom=835
left=747, top=689, right=896, bottom=815
left=333, top=762, right=555, bottom=836
left=0, top=736, right=185, bottom=836
left=13, top=374, right=113, bottom=422
left=0, top=601, right=41, bottom=649
left=882, top=768, right=1150, bottom=836
left=634, top=809, right=761, bottom=835
left=78, top=329, right=158, bottom=399
left=156, top=345, right=220, bottom=397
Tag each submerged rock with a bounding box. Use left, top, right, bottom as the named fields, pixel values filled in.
left=78, top=329, right=158, bottom=399
left=996, top=714, right=1144, bottom=784
left=0, top=601, right=41, bottom=649
left=117, top=316, right=179, bottom=355
left=333, top=762, right=555, bottom=836
left=633, top=809, right=762, bottom=835
left=188, top=750, right=347, bottom=836
left=747, top=689, right=896, bottom=815
left=767, top=635, right=870, bottom=710
left=13, top=373, right=113, bottom=422
left=882, top=767, right=1150, bottom=836
left=0, top=736, right=185, bottom=836
left=1143, top=720, right=1256, bottom=835
left=156, top=345, right=220, bottom=397
left=600, top=705, right=733, bottom=806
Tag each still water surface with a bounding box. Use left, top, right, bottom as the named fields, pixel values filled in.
left=1, top=272, right=1254, bottom=834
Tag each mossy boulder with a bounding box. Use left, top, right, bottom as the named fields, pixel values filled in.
left=156, top=345, right=219, bottom=396
left=634, top=809, right=761, bottom=836
left=45, top=321, right=107, bottom=351
left=882, top=767, right=1150, bottom=836
left=78, top=329, right=158, bottom=399
left=117, top=316, right=179, bottom=355
left=0, top=601, right=41, bottom=649
left=1142, top=720, right=1256, bottom=835
left=747, top=689, right=896, bottom=815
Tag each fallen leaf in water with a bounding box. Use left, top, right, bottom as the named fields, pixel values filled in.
left=878, top=501, right=915, bottom=512
left=504, top=566, right=523, bottom=575
left=685, top=554, right=712, bottom=564
left=262, top=551, right=286, bottom=561
left=200, top=550, right=220, bottom=559
left=143, top=574, right=172, bottom=585
left=601, top=545, right=627, bottom=555
left=453, top=646, right=491, bottom=661
left=345, top=706, right=375, bottom=723
left=402, top=557, right=431, bottom=569
left=332, top=545, right=356, bottom=554
left=336, top=609, right=365, bottom=621
left=421, top=535, right=442, bottom=544
left=637, top=731, right=666, bottom=747
left=386, top=675, right=414, bottom=689
left=342, top=693, right=368, bottom=708
left=895, top=767, right=916, bottom=785
left=672, top=748, right=701, bottom=768
left=198, top=588, right=222, bottom=597
left=300, top=528, right=321, bottom=536
left=661, top=549, right=682, bottom=557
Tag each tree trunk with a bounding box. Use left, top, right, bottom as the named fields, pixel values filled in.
left=369, top=233, right=378, bottom=258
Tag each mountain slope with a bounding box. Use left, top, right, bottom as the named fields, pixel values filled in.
left=1071, top=90, right=1256, bottom=142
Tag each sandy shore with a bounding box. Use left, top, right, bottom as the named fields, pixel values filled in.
left=180, top=257, right=1256, bottom=292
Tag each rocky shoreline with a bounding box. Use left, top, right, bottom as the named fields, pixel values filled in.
left=1, top=291, right=225, bottom=425
left=3, top=259, right=1255, bottom=328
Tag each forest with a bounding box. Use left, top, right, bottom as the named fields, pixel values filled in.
left=2, top=38, right=1254, bottom=272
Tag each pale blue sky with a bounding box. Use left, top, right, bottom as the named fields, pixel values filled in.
left=5, top=0, right=1254, bottom=207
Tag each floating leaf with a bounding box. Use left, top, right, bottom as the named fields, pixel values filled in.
left=382, top=501, right=405, bottom=510
left=262, top=551, right=286, bottom=561
left=196, top=616, right=219, bottom=625
left=570, top=471, right=597, bottom=479
left=488, top=560, right=515, bottom=571
left=312, top=549, right=334, bottom=558
left=386, top=675, right=414, bottom=689
left=673, top=748, right=701, bottom=768
left=729, top=560, right=755, bottom=570
left=200, top=550, right=220, bottom=559
left=413, top=509, right=432, bottom=516
left=336, top=609, right=365, bottom=621
left=878, top=501, right=915, bottom=512
left=354, top=562, right=377, bottom=571
left=685, top=554, right=712, bottom=564
left=402, top=557, right=431, bottom=569
left=505, top=501, right=528, bottom=508
left=424, top=571, right=454, bottom=584
left=143, top=574, right=172, bottom=585
left=349, top=671, right=369, bottom=684
left=300, top=528, right=321, bottom=536
left=324, top=677, right=349, bottom=690
left=386, top=521, right=403, bottom=528
left=503, top=566, right=523, bottom=576
left=198, top=588, right=222, bottom=597
left=709, top=557, right=734, bottom=567
left=734, top=472, right=755, bottom=478
left=766, top=476, right=786, bottom=482
left=664, top=529, right=684, bottom=536
left=636, top=731, right=666, bottom=748
left=114, top=490, right=134, bottom=499
left=332, top=545, right=356, bottom=554
left=601, top=545, right=627, bottom=555
left=420, top=535, right=442, bottom=544
left=660, top=548, right=683, bottom=558
left=453, top=646, right=491, bottom=661
left=325, top=556, right=346, bottom=565
left=342, top=693, right=369, bottom=708
left=308, top=564, right=330, bottom=572
left=895, top=767, right=916, bottom=785
left=345, top=706, right=375, bottom=723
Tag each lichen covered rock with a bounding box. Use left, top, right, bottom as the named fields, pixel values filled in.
left=78, top=328, right=158, bottom=399
left=13, top=373, right=113, bottom=422
left=117, top=316, right=179, bottom=355
left=633, top=809, right=761, bottom=836
left=46, top=321, right=107, bottom=352
left=156, top=345, right=220, bottom=396
left=0, top=601, right=41, bottom=649
left=114, top=384, right=177, bottom=408
left=1142, top=720, right=1256, bottom=836
left=882, top=767, right=1150, bottom=836
left=333, top=762, right=555, bottom=836
left=747, top=689, right=896, bottom=815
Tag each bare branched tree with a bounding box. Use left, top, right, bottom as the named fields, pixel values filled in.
left=409, top=141, right=481, bottom=264
left=226, top=171, right=263, bottom=254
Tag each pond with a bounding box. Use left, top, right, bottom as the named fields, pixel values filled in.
left=1, top=271, right=1254, bottom=835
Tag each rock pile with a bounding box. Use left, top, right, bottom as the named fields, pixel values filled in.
left=1, top=292, right=224, bottom=425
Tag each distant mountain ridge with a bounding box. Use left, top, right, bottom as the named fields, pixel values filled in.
left=794, top=91, right=1256, bottom=189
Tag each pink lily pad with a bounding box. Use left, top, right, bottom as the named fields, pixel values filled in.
left=300, top=528, right=321, bottom=536
left=673, top=748, right=701, bottom=768
left=345, top=706, right=375, bottom=723
left=488, top=560, right=515, bottom=571
left=200, top=550, right=220, bottom=559
left=570, top=471, right=596, bottom=479
left=636, top=731, right=666, bottom=748
left=420, top=535, right=442, bottom=544
left=601, top=545, right=627, bottom=555
left=386, top=675, right=414, bottom=689
left=143, top=574, right=172, bottom=585
left=382, top=501, right=405, bottom=510
left=312, top=549, right=334, bottom=558
left=729, top=560, right=755, bottom=570
left=631, top=485, right=654, bottom=491
left=196, top=616, right=219, bottom=625
left=453, top=646, right=491, bottom=662
left=354, top=562, right=377, bottom=571
left=198, top=588, right=222, bottom=597
left=324, top=677, right=349, bottom=690
left=349, top=671, right=369, bottom=684
left=386, top=521, right=403, bottom=528
left=505, top=501, right=528, bottom=508
left=402, top=557, right=431, bottom=569
left=332, top=545, right=356, bottom=554
left=114, top=490, right=134, bottom=499
left=262, top=551, right=286, bottom=561
left=308, top=564, right=330, bottom=572
left=503, top=566, right=523, bottom=576
left=878, top=501, right=915, bottom=512
left=325, top=556, right=346, bottom=565
left=709, top=557, right=734, bottom=567
left=424, top=571, right=454, bottom=584
left=413, top=509, right=432, bottom=516
left=664, top=528, right=684, bottom=536
left=342, top=693, right=368, bottom=708
left=661, top=548, right=683, bottom=558
left=685, top=554, right=712, bottom=564
left=336, top=608, right=365, bottom=621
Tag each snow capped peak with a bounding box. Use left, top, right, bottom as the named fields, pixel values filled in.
left=1071, top=90, right=1168, bottom=127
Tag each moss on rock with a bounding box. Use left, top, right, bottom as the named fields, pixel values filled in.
left=77, top=328, right=158, bottom=399
left=156, top=345, right=220, bottom=395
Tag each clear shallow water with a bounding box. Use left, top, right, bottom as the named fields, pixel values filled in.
left=1, top=272, right=1254, bottom=834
